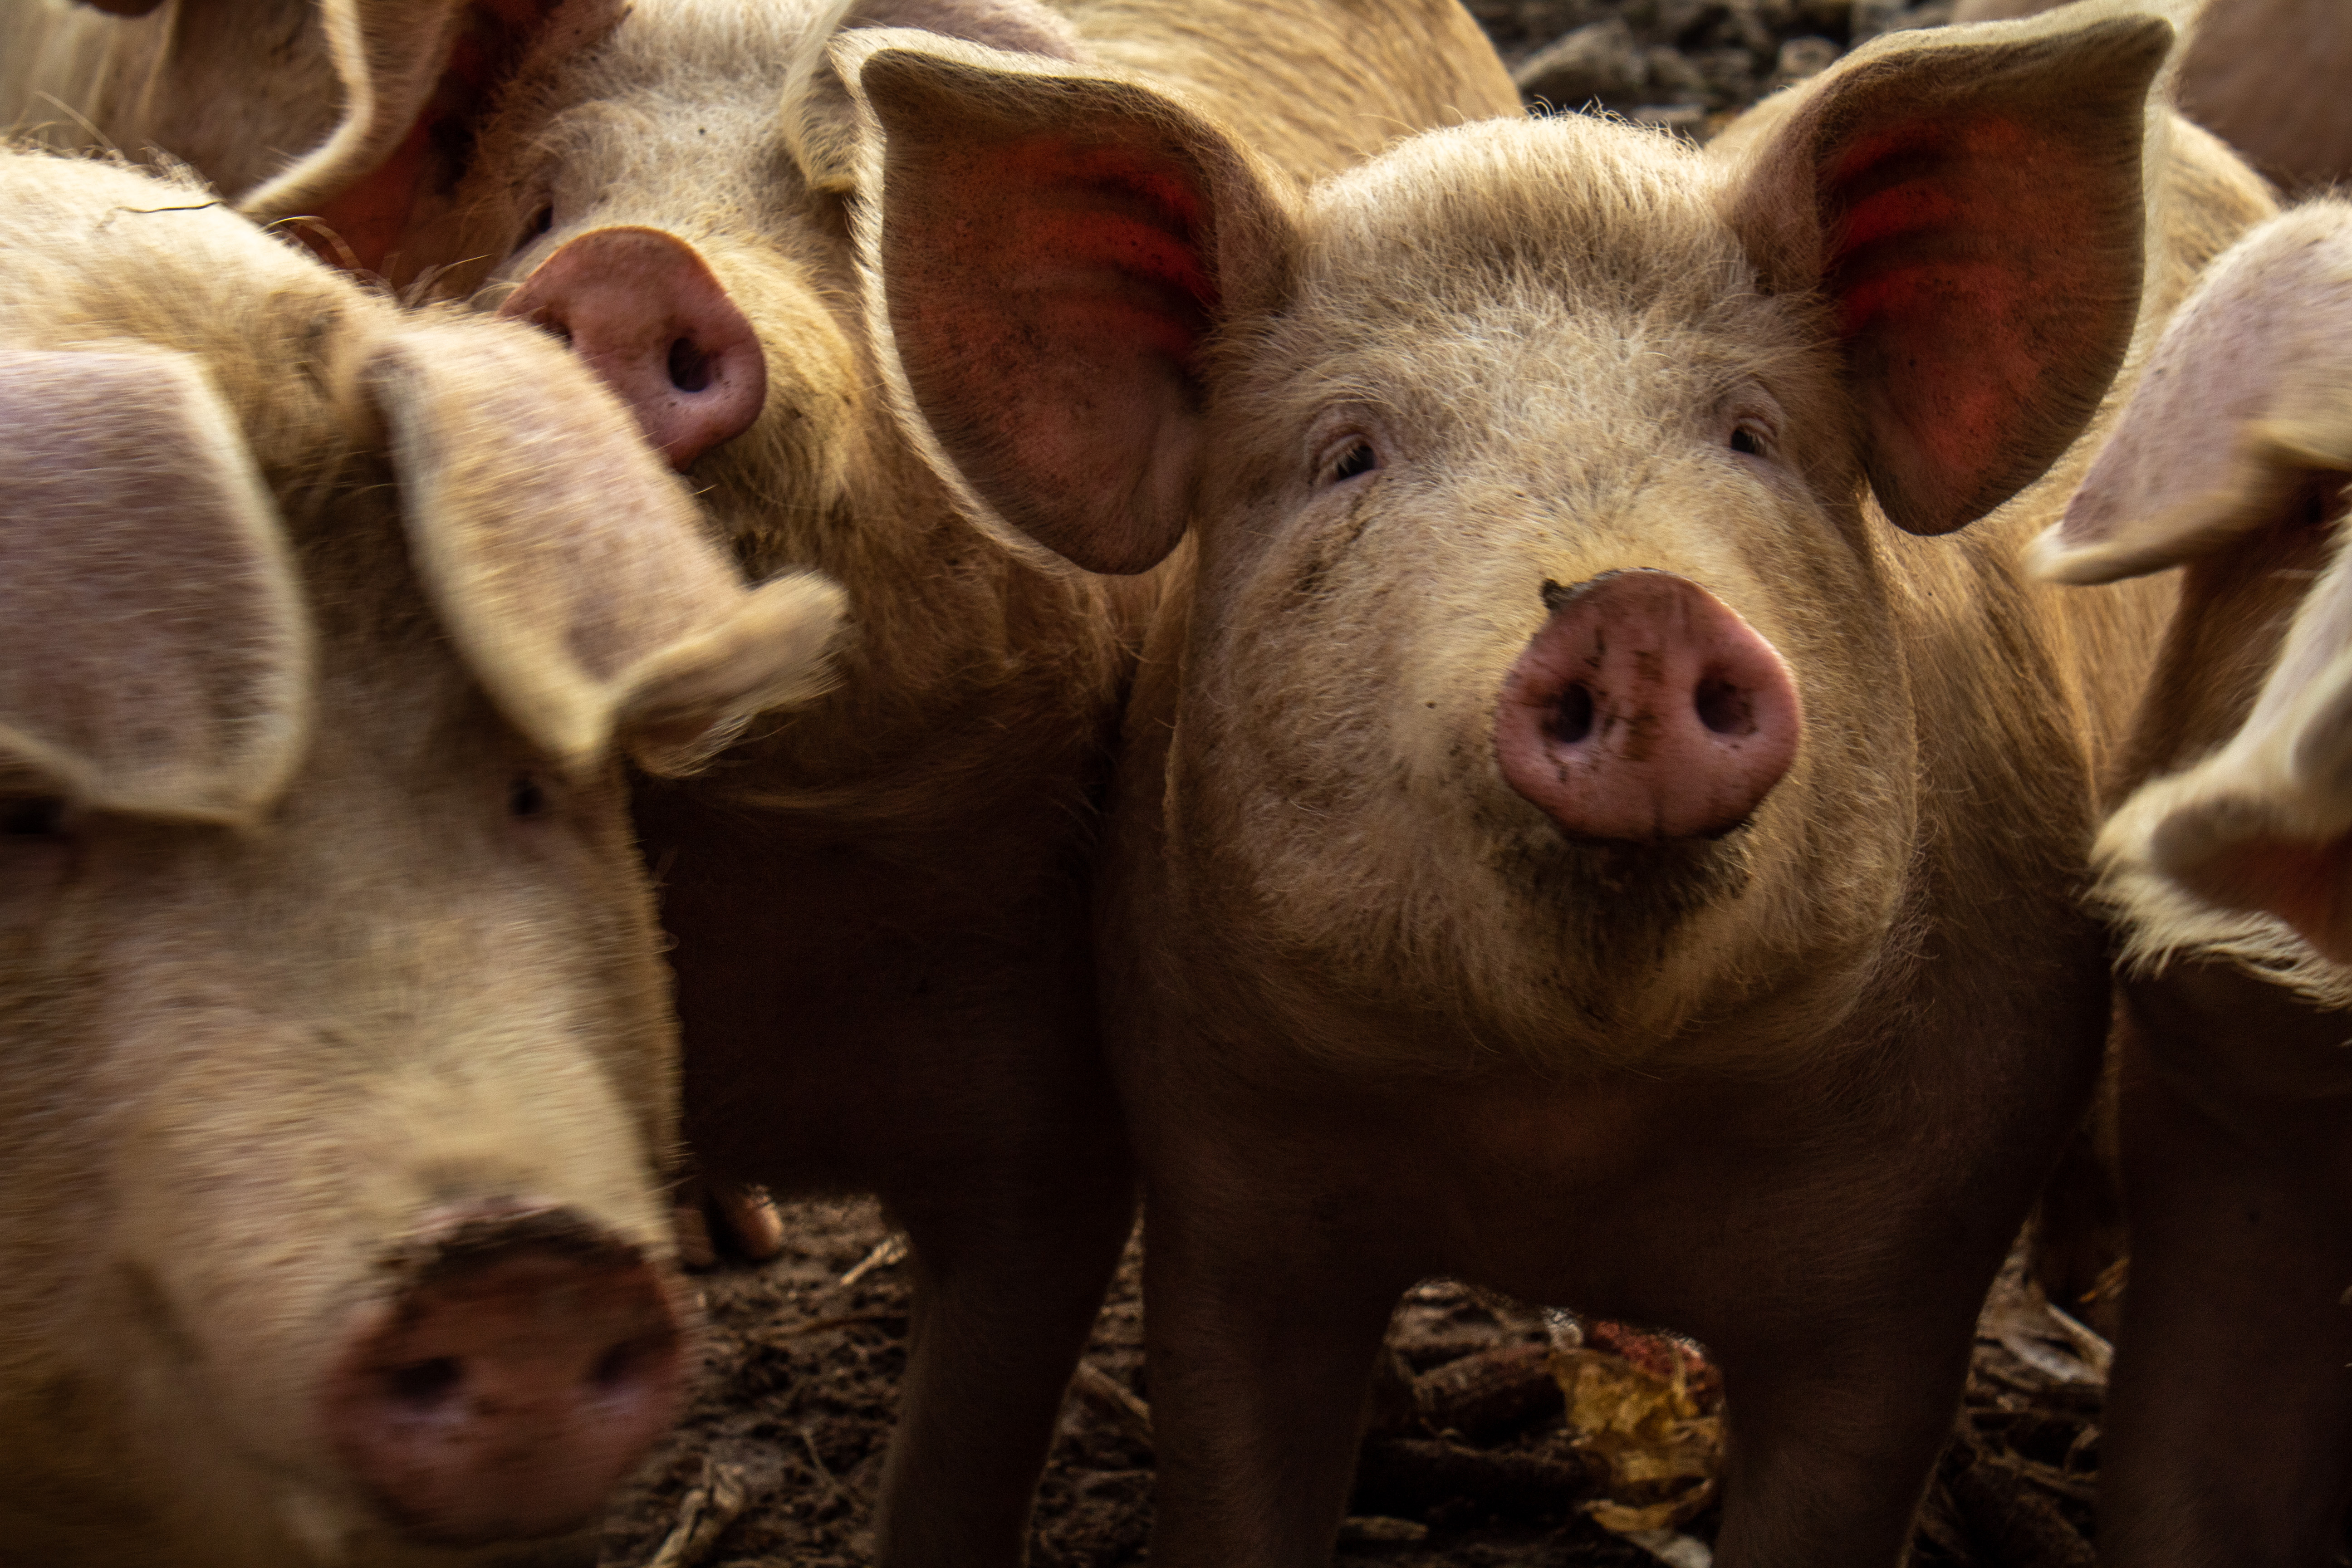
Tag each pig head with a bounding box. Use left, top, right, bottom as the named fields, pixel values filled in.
left=2038, top=198, right=2352, bottom=979
left=0, top=154, right=841, bottom=1568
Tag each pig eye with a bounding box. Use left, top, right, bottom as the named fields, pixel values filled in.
left=1729, top=423, right=1769, bottom=457
left=507, top=775, right=550, bottom=820
left=520, top=203, right=555, bottom=246
left=1325, top=441, right=1379, bottom=485
left=0, top=797, right=67, bottom=840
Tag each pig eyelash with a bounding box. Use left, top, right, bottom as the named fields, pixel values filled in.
left=1320, top=439, right=1380, bottom=486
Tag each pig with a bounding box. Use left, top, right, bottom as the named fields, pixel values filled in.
left=0, top=149, right=841, bottom=1567
left=843, top=3, right=2276, bottom=1562
left=281, top=2, right=1519, bottom=1562
left=0, top=0, right=624, bottom=279
left=1954, top=0, right=2352, bottom=194
left=2030, top=198, right=2352, bottom=1566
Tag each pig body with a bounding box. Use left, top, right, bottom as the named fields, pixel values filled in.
left=1954, top=0, right=2352, bottom=193
left=850, top=5, right=2274, bottom=1563
left=0, top=152, right=839, bottom=1567
left=2034, top=199, right=2352, bottom=1565
left=372, top=0, right=1522, bottom=1561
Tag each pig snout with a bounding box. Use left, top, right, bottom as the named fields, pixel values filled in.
left=318, top=1205, right=688, bottom=1546
left=1494, top=569, right=1801, bottom=842
left=500, top=227, right=766, bottom=470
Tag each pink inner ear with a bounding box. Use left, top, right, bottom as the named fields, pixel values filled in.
left=1823, top=111, right=2119, bottom=524
left=2180, top=829, right=2352, bottom=965
left=884, top=111, right=1225, bottom=572
left=988, top=137, right=1220, bottom=363
left=300, top=0, right=566, bottom=276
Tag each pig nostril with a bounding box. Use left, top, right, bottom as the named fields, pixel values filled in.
left=588, top=1337, right=652, bottom=1391
left=666, top=337, right=711, bottom=393
left=386, top=1356, right=464, bottom=1410
left=1694, top=675, right=1755, bottom=737
left=1549, top=683, right=1596, bottom=745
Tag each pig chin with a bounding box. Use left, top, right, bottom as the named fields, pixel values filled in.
left=1492, top=816, right=1755, bottom=941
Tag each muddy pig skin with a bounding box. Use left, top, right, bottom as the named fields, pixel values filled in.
left=2033, top=199, right=2352, bottom=1567
left=0, top=152, right=841, bottom=1568
left=1955, top=0, right=2352, bottom=194
left=146, top=1, right=1525, bottom=1563
left=848, top=5, right=2279, bottom=1563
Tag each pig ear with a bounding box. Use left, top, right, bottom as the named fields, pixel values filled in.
left=239, top=0, right=618, bottom=278
left=2105, top=534, right=2352, bottom=964
left=846, top=34, right=1295, bottom=574
left=361, top=322, right=847, bottom=776
left=2031, top=204, right=2352, bottom=585
left=786, top=0, right=1089, bottom=196
left=1727, top=5, right=2172, bottom=537
left=0, top=348, right=310, bottom=822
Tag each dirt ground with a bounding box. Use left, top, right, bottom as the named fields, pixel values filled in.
left=598, top=1196, right=2140, bottom=1568
left=602, top=5, right=2217, bottom=1565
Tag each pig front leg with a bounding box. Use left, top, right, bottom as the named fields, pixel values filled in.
left=874, top=1109, right=1138, bottom=1568
left=1132, top=1128, right=1419, bottom=1567
left=1703, top=1307, right=1980, bottom=1567
left=2100, top=998, right=2352, bottom=1568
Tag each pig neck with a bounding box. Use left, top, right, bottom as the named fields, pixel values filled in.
left=690, top=402, right=1166, bottom=848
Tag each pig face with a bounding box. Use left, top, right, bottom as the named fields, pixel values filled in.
left=436, top=0, right=1080, bottom=554
left=0, top=161, right=843, bottom=1565
left=1151, top=118, right=1908, bottom=1066
left=851, top=7, right=2171, bottom=1068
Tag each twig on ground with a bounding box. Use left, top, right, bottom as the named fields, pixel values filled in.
left=840, top=1233, right=909, bottom=1287
left=1070, top=1360, right=1156, bottom=1452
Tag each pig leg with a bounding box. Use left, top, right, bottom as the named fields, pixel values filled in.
left=873, top=1116, right=1137, bottom=1568
left=1703, top=1313, right=1979, bottom=1567
left=1130, top=1136, right=1420, bottom=1566
left=2099, top=1015, right=2352, bottom=1568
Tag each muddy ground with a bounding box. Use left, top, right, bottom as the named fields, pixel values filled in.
left=604, top=5, right=2173, bottom=1564
left=599, top=1198, right=2125, bottom=1568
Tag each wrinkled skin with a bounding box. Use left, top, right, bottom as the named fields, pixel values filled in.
left=852, top=6, right=2276, bottom=1563
left=0, top=153, right=837, bottom=1568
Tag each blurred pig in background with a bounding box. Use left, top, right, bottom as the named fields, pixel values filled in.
left=1954, top=0, right=2352, bottom=193
left=2034, top=198, right=2352, bottom=1568
left=0, top=151, right=840, bottom=1568
left=0, top=0, right=624, bottom=277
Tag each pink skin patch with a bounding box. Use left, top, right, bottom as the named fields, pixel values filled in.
left=2169, top=827, right=2352, bottom=966
left=1494, top=570, right=1803, bottom=843
left=319, top=1209, right=688, bottom=1546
